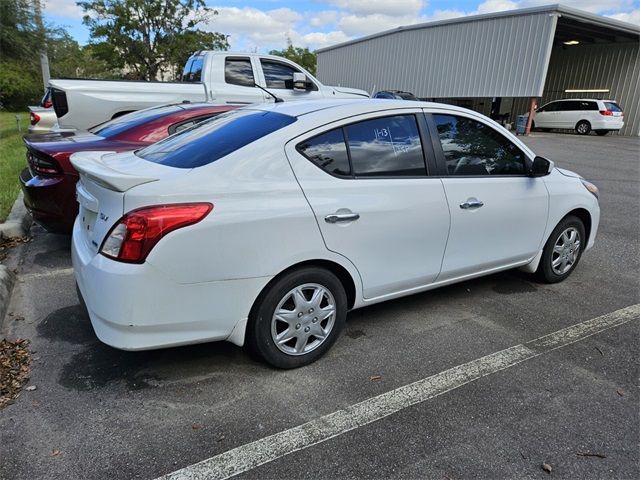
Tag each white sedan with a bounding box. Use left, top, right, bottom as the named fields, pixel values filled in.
left=71, top=99, right=600, bottom=368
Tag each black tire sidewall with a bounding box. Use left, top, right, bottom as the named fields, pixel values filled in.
left=576, top=121, right=591, bottom=135
left=537, top=216, right=586, bottom=283
left=247, top=267, right=347, bottom=369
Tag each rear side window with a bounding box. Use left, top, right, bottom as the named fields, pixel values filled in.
left=137, top=110, right=297, bottom=168
left=604, top=102, right=622, bottom=112
left=346, top=115, right=426, bottom=177
left=297, top=129, right=350, bottom=176
left=434, top=114, right=526, bottom=176
left=580, top=101, right=598, bottom=111
left=89, top=105, right=181, bottom=138
left=225, top=57, right=254, bottom=87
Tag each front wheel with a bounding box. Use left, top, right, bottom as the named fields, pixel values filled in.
left=246, top=267, right=347, bottom=369
left=536, top=215, right=586, bottom=283
left=575, top=120, right=591, bottom=135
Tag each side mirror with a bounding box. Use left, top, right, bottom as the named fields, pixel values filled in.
left=529, top=156, right=554, bottom=177
left=292, top=72, right=307, bottom=91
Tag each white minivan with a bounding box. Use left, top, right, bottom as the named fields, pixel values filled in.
left=532, top=99, right=624, bottom=135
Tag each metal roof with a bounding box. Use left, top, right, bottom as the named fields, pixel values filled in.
left=316, top=4, right=640, bottom=53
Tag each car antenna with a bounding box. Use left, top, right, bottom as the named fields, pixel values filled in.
left=254, top=83, right=284, bottom=103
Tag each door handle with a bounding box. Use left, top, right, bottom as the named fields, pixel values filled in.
left=460, top=200, right=484, bottom=209
left=325, top=213, right=360, bottom=223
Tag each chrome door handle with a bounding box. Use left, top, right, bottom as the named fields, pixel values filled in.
left=460, top=200, right=484, bottom=209
left=325, top=213, right=360, bottom=223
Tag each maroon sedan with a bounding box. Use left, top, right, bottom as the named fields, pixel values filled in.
left=20, top=103, right=237, bottom=233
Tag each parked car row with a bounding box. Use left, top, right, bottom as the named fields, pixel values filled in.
left=19, top=52, right=601, bottom=369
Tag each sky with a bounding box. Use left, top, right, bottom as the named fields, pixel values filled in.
left=43, top=0, right=640, bottom=52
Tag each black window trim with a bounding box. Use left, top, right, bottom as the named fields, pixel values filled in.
left=295, top=112, right=436, bottom=180
left=425, top=111, right=534, bottom=178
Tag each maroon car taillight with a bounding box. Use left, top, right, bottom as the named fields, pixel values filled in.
left=27, top=150, right=62, bottom=176
left=100, top=203, right=213, bottom=264
left=30, top=112, right=41, bottom=126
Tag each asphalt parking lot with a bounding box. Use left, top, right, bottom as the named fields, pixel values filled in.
left=1, top=132, right=638, bottom=480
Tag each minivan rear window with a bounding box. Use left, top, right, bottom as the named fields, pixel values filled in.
left=136, top=110, right=297, bottom=168
left=604, top=102, right=622, bottom=112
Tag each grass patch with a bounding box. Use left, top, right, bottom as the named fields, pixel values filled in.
left=0, top=112, right=27, bottom=222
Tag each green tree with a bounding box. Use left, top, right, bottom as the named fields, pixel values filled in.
left=78, top=0, right=229, bottom=80
left=0, top=0, right=43, bottom=109
left=269, top=39, right=317, bottom=75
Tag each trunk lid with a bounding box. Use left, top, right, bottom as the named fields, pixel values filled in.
left=71, top=150, right=186, bottom=254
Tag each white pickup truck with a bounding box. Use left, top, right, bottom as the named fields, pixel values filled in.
left=49, top=51, right=369, bottom=130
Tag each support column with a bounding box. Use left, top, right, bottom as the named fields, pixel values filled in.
left=524, top=96, right=537, bottom=135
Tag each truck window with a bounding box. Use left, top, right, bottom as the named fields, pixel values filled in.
left=261, top=60, right=298, bottom=89
left=225, top=57, right=255, bottom=87
left=181, top=56, right=204, bottom=82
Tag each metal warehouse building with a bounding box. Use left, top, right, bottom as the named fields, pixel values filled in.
left=316, top=4, right=640, bottom=136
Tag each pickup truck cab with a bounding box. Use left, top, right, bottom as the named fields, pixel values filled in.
left=49, top=51, right=369, bottom=130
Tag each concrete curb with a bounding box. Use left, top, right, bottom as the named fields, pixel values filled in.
left=0, top=192, right=32, bottom=241
left=0, top=193, right=31, bottom=330
left=0, top=265, right=16, bottom=331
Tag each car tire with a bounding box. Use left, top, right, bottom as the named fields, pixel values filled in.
left=536, top=215, right=586, bottom=284
left=595, top=130, right=609, bottom=136
left=575, top=120, right=591, bottom=135
left=246, top=267, right=347, bottom=369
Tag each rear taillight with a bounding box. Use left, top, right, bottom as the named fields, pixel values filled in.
left=599, top=110, right=613, bottom=116
left=42, top=99, right=53, bottom=108
left=30, top=112, right=41, bottom=126
left=100, top=203, right=213, bottom=264
left=27, top=150, right=62, bottom=176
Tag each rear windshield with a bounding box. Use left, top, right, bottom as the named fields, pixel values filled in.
left=604, top=102, right=622, bottom=112
left=89, top=105, right=182, bottom=138
left=136, top=110, right=297, bottom=168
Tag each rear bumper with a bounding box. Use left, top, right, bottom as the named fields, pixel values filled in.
left=20, top=168, right=78, bottom=233
left=72, top=218, right=271, bottom=350
left=591, top=118, right=624, bottom=130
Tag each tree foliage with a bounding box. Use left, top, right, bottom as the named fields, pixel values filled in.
left=269, top=39, right=317, bottom=75
left=78, top=0, right=230, bottom=80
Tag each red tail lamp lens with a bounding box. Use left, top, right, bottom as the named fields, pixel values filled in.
left=100, top=203, right=213, bottom=263
left=30, top=112, right=41, bottom=125
left=599, top=110, right=613, bottom=116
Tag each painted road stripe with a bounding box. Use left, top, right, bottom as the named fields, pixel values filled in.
left=20, top=267, right=74, bottom=280
left=159, top=304, right=640, bottom=480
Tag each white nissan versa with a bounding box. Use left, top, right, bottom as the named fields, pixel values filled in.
left=71, top=99, right=600, bottom=368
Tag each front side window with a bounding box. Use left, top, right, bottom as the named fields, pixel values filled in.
left=261, top=60, right=298, bottom=89
left=225, top=57, right=254, bottom=87
left=434, top=114, right=526, bottom=176
left=345, top=115, right=426, bottom=177
left=297, top=128, right=350, bottom=176
left=137, top=110, right=297, bottom=168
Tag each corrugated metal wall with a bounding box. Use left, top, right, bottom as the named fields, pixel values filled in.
left=537, top=43, right=639, bottom=136
left=317, top=12, right=556, bottom=98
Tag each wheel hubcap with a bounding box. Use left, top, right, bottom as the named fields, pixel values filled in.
left=271, top=283, right=336, bottom=356
left=551, top=227, right=581, bottom=275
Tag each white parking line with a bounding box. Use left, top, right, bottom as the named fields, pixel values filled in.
left=159, top=304, right=640, bottom=480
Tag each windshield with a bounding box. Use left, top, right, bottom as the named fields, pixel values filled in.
left=89, top=105, right=182, bottom=138
left=136, top=110, right=297, bottom=168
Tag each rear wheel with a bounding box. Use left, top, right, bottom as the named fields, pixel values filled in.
left=575, top=120, right=591, bottom=135
left=595, top=130, right=609, bottom=136
left=536, top=215, right=586, bottom=283
left=246, top=267, right=347, bottom=369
